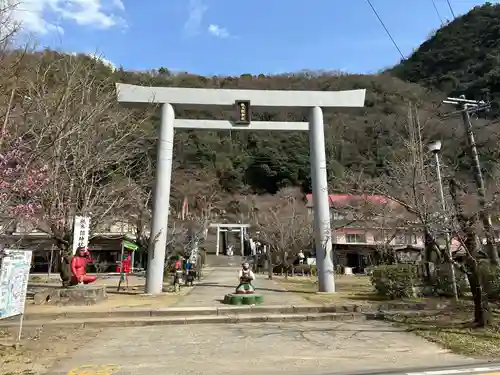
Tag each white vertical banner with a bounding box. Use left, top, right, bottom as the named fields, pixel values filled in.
left=72, top=216, right=91, bottom=255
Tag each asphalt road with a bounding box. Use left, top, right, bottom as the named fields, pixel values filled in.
left=48, top=320, right=481, bottom=375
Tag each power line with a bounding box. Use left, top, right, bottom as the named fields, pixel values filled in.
left=446, top=0, right=456, bottom=18
left=365, top=0, right=405, bottom=60
left=431, top=0, right=444, bottom=24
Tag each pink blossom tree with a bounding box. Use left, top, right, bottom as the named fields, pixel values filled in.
left=0, top=134, right=49, bottom=223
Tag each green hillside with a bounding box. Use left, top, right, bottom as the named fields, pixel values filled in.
left=116, top=69, right=449, bottom=194
left=391, top=2, right=500, bottom=108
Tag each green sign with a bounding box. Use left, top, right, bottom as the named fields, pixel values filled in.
left=122, top=240, right=139, bottom=251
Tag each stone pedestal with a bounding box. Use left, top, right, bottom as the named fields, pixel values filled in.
left=223, top=293, right=264, bottom=305
left=33, top=285, right=107, bottom=306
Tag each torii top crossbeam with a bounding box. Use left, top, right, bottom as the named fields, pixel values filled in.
left=116, top=83, right=366, bottom=108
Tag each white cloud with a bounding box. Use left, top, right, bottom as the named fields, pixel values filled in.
left=1, top=0, right=126, bottom=35
left=71, top=51, right=117, bottom=71
left=207, top=24, right=230, bottom=38
left=184, top=0, right=207, bottom=37
left=110, top=0, right=125, bottom=11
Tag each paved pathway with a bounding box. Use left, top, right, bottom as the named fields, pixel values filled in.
left=43, top=257, right=477, bottom=375
left=47, top=320, right=476, bottom=375
left=176, top=264, right=310, bottom=307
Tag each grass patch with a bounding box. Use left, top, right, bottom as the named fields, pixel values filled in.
left=388, top=307, right=500, bottom=358
left=274, top=275, right=384, bottom=304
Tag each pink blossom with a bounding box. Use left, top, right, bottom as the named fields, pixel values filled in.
left=0, top=138, right=49, bottom=221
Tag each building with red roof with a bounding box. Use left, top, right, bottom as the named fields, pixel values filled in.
left=305, top=193, right=461, bottom=273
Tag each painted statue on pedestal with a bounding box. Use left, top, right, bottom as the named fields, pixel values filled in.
left=70, top=247, right=96, bottom=286
left=235, top=262, right=255, bottom=294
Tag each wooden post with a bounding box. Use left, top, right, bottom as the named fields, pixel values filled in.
left=47, top=245, right=55, bottom=281
left=266, top=245, right=272, bottom=280
left=117, top=240, right=125, bottom=291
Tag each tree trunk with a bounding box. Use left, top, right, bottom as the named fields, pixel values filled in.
left=466, top=262, right=491, bottom=327
left=266, top=246, right=272, bottom=280
left=464, top=224, right=491, bottom=327
left=423, top=230, right=437, bottom=283
left=283, top=251, right=288, bottom=280
left=449, top=178, right=491, bottom=327
left=57, top=241, right=72, bottom=288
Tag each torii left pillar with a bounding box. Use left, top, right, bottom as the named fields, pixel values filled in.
left=145, top=104, right=175, bottom=294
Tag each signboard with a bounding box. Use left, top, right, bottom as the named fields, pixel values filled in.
left=0, top=249, right=32, bottom=319
left=72, top=216, right=91, bottom=254
left=122, top=240, right=138, bottom=251
left=235, top=100, right=251, bottom=125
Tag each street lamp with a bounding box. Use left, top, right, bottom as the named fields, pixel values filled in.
left=428, top=140, right=458, bottom=301
left=428, top=140, right=442, bottom=154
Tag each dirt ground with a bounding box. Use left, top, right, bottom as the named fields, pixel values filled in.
left=389, top=305, right=500, bottom=358
left=274, top=275, right=500, bottom=358
left=0, top=325, right=102, bottom=375
left=3, top=281, right=191, bottom=374
left=0, top=273, right=205, bottom=374
left=273, top=274, right=384, bottom=304
left=26, top=274, right=191, bottom=314
left=25, top=288, right=190, bottom=314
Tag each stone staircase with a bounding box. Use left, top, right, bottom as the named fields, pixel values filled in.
left=206, top=254, right=245, bottom=268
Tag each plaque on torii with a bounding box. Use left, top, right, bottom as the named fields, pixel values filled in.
left=235, top=100, right=251, bottom=125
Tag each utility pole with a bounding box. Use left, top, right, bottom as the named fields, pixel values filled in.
left=428, top=140, right=458, bottom=301
left=442, top=95, right=499, bottom=265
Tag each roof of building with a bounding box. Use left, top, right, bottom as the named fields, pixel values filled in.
left=304, top=193, right=389, bottom=208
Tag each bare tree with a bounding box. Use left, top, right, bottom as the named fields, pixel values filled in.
left=252, top=188, right=312, bottom=279
left=341, top=104, right=450, bottom=263
left=171, top=169, right=226, bottom=248
left=341, top=103, right=497, bottom=326
left=0, top=52, right=151, bottom=285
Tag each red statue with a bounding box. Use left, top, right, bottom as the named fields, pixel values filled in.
left=122, top=254, right=132, bottom=274
left=70, top=247, right=96, bottom=285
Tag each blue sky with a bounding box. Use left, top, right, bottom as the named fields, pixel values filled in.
left=18, top=0, right=496, bottom=76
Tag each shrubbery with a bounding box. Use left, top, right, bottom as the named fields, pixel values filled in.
left=370, top=264, right=422, bottom=299
left=292, top=264, right=317, bottom=276
left=431, top=263, right=468, bottom=298
left=370, top=260, right=500, bottom=300
left=478, top=260, right=500, bottom=300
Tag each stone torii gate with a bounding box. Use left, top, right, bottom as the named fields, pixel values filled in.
left=209, top=223, right=251, bottom=256
left=116, top=83, right=366, bottom=295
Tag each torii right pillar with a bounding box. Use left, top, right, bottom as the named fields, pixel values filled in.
left=309, top=106, right=334, bottom=293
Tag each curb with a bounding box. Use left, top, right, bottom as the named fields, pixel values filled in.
left=0, top=310, right=441, bottom=329
left=1, top=312, right=369, bottom=328
left=22, top=301, right=448, bottom=321
left=21, top=304, right=363, bottom=321
left=326, top=362, right=500, bottom=375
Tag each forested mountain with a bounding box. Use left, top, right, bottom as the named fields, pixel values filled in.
left=392, top=2, right=500, bottom=109
left=47, top=2, right=500, bottom=196
left=118, top=69, right=449, bottom=194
